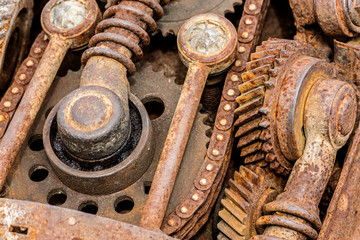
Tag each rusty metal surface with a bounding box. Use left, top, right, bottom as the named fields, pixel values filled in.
left=0, top=198, right=177, bottom=240
left=0, top=0, right=100, bottom=191
left=6, top=66, right=209, bottom=229
left=0, top=0, right=33, bottom=91
left=140, top=13, right=237, bottom=232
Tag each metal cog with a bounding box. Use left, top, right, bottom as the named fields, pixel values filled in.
left=217, top=165, right=284, bottom=240
left=0, top=0, right=33, bottom=91
left=234, top=38, right=319, bottom=176
left=156, top=0, right=243, bottom=36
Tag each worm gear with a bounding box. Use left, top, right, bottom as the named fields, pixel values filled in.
left=234, top=38, right=321, bottom=175
left=0, top=0, right=33, bottom=91
left=217, top=165, right=284, bottom=240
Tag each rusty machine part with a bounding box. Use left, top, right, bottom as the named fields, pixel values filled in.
left=140, top=13, right=237, bottom=231
left=222, top=37, right=357, bottom=240
left=0, top=0, right=101, bottom=190
left=0, top=0, right=33, bottom=91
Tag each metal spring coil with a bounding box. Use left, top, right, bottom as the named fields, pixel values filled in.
left=252, top=202, right=320, bottom=240
left=82, top=0, right=163, bottom=76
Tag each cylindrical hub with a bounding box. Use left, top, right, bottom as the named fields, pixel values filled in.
left=57, top=85, right=130, bottom=160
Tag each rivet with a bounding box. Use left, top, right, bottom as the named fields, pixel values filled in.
left=168, top=219, right=175, bottom=226
left=206, top=164, right=214, bottom=171
left=19, top=74, right=26, bottom=80
left=245, top=19, right=253, bottom=25
left=238, top=46, right=246, bottom=53
left=241, top=32, right=249, bottom=39
left=4, top=101, right=11, bottom=108
left=181, top=206, right=188, bottom=213
left=192, top=194, right=199, bottom=201
left=249, top=4, right=257, bottom=10
left=34, top=47, right=42, bottom=54
left=200, top=178, right=207, bottom=185
left=220, top=119, right=227, bottom=126
left=44, top=34, right=49, bottom=41
left=235, top=60, right=242, bottom=67
left=0, top=115, right=5, bottom=122
left=11, top=87, right=19, bottom=94
left=26, top=60, right=34, bottom=67
left=216, top=134, right=224, bottom=141
left=68, top=217, right=76, bottom=225
left=227, top=89, right=235, bottom=96
left=224, top=104, right=231, bottom=111
left=212, top=149, right=220, bottom=156
left=231, top=75, right=239, bottom=81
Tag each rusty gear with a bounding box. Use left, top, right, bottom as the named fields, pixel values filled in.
left=234, top=38, right=320, bottom=175
left=217, top=165, right=284, bottom=240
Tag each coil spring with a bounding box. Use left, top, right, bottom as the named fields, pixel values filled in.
left=252, top=202, right=321, bottom=240
left=201, top=84, right=222, bottom=113
left=82, top=0, right=163, bottom=76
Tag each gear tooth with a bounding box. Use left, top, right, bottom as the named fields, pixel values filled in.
left=240, top=142, right=262, bottom=156
left=259, top=129, right=271, bottom=141
left=259, top=120, right=270, bottom=129
left=238, top=76, right=267, bottom=93
left=235, top=119, right=261, bottom=137
left=234, top=171, right=255, bottom=193
left=265, top=153, right=276, bottom=163
left=225, top=188, right=250, bottom=212
left=241, top=65, right=270, bottom=82
left=264, top=81, right=274, bottom=89
left=237, top=130, right=261, bottom=147
left=259, top=107, right=270, bottom=115
left=244, top=152, right=265, bottom=165
left=235, top=96, right=264, bottom=115
left=274, top=58, right=284, bottom=67
left=240, top=165, right=260, bottom=184
left=218, top=211, right=246, bottom=237
left=246, top=56, right=275, bottom=71
left=235, top=109, right=261, bottom=128
left=250, top=49, right=281, bottom=61
left=221, top=198, right=247, bottom=224
left=230, top=179, right=253, bottom=203
left=262, top=142, right=273, bottom=153
left=236, top=86, right=265, bottom=105
left=269, top=69, right=278, bottom=77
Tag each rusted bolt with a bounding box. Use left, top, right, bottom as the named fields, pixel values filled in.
left=231, top=74, right=239, bottom=81
left=19, top=74, right=26, bottom=81
left=241, top=32, right=249, bottom=39
left=216, top=134, right=224, bottom=141
left=34, top=47, right=42, bottom=54
left=140, top=13, right=237, bottom=231
left=227, top=89, right=235, bottom=96
left=238, top=46, right=246, bottom=53
left=11, top=87, right=19, bottom=94
left=206, top=164, right=214, bottom=171
left=67, top=217, right=76, bottom=225
left=245, top=19, right=253, bottom=25
left=192, top=193, right=200, bottom=201
left=220, top=119, right=227, bottom=126
left=249, top=3, right=257, bottom=11
left=3, top=101, right=11, bottom=108
left=0, top=115, right=5, bottom=122
left=200, top=178, right=208, bottom=186
left=235, top=60, right=241, bottom=66
left=224, top=104, right=231, bottom=111
left=26, top=60, right=34, bottom=67
left=167, top=219, right=176, bottom=226
left=180, top=206, right=188, bottom=214
left=212, top=149, right=220, bottom=156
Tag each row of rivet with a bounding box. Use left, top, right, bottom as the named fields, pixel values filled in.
left=160, top=0, right=271, bottom=236
left=0, top=31, right=49, bottom=138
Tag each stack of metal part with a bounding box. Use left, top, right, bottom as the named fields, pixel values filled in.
left=0, top=0, right=360, bottom=240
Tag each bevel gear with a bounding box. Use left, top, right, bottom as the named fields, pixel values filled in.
left=217, top=165, right=284, bottom=240
left=234, top=38, right=322, bottom=175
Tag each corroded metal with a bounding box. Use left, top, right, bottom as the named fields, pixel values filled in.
left=0, top=0, right=100, bottom=190
left=140, top=13, right=237, bottom=232
left=0, top=0, right=33, bottom=91
left=0, top=198, right=176, bottom=239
